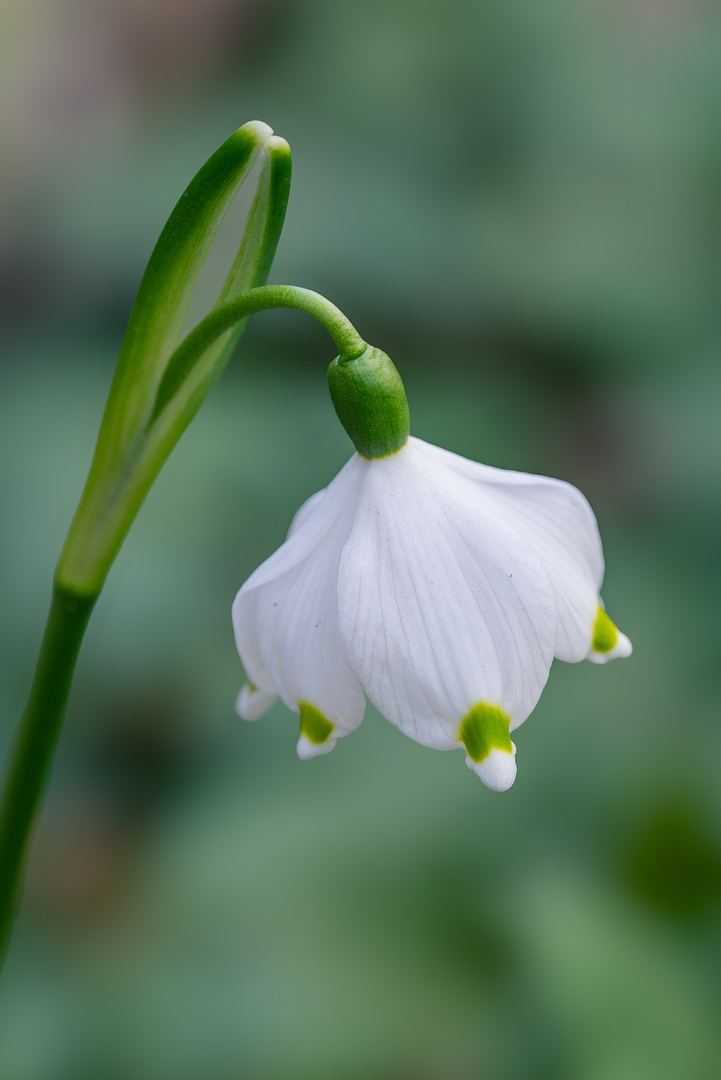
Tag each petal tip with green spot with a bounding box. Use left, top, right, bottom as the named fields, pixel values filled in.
left=588, top=606, right=633, bottom=664
left=458, top=702, right=517, bottom=791
left=297, top=702, right=336, bottom=760
left=458, top=702, right=513, bottom=760
left=236, top=682, right=277, bottom=722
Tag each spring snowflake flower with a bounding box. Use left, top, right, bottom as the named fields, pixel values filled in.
left=232, top=432, right=631, bottom=792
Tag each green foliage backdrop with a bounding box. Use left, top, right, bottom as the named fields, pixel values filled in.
left=1, top=1, right=720, bottom=1076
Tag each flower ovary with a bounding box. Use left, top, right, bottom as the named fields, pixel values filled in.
left=328, top=346, right=410, bottom=459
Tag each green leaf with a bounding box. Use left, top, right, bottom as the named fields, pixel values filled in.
left=150, top=135, right=292, bottom=423
left=94, top=121, right=274, bottom=468
left=56, top=125, right=292, bottom=597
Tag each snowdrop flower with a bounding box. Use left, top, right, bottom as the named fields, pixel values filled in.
left=232, top=346, right=631, bottom=791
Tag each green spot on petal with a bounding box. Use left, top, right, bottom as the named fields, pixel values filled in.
left=458, top=703, right=513, bottom=763
left=592, top=606, right=619, bottom=653
left=299, top=702, right=334, bottom=745
left=246, top=682, right=258, bottom=694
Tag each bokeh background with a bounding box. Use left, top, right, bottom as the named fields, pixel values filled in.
left=1, top=1, right=721, bottom=1077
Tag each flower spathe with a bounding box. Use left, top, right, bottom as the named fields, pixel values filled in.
left=232, top=437, right=631, bottom=791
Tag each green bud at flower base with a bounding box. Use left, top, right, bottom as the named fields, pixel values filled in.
left=328, top=346, right=410, bottom=459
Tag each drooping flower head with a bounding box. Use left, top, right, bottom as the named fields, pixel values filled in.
left=232, top=346, right=631, bottom=791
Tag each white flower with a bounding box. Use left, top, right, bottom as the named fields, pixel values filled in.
left=232, top=436, right=631, bottom=791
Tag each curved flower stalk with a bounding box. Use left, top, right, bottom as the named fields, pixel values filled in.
left=233, top=356, right=631, bottom=792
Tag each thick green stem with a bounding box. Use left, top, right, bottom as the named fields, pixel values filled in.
left=0, top=585, right=95, bottom=964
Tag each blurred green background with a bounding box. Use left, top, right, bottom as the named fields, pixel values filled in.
left=1, top=1, right=721, bottom=1077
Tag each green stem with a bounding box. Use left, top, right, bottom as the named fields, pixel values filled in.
left=152, top=284, right=367, bottom=420
left=0, top=585, right=95, bottom=963
left=217, top=284, right=367, bottom=360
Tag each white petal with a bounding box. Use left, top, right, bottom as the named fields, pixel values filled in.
left=418, top=439, right=605, bottom=662
left=232, top=454, right=367, bottom=741
left=338, top=439, right=557, bottom=754
left=235, top=682, right=277, bottom=721
left=286, top=486, right=326, bottom=538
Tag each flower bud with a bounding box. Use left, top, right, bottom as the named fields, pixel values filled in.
left=327, top=346, right=410, bottom=459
